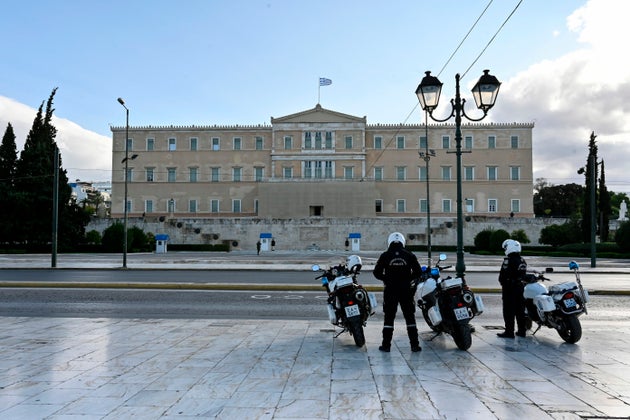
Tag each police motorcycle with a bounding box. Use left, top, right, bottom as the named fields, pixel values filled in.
left=522, top=261, right=589, bottom=344
left=415, top=254, right=484, bottom=350
left=312, top=255, right=377, bottom=347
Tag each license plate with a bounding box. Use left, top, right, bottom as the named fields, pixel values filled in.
left=454, top=307, right=470, bottom=321
left=564, top=298, right=576, bottom=308
left=345, top=304, right=360, bottom=318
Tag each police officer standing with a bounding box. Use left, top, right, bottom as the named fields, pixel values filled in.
left=498, top=239, right=528, bottom=338
left=373, top=232, right=422, bottom=352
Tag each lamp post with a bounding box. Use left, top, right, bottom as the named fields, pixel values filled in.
left=416, top=70, right=501, bottom=278
left=117, top=97, right=130, bottom=269
left=418, top=112, right=436, bottom=264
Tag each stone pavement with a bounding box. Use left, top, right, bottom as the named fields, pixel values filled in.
left=1, top=252, right=630, bottom=419
left=1, top=315, right=630, bottom=419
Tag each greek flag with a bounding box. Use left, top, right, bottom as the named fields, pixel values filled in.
left=319, top=77, right=332, bottom=86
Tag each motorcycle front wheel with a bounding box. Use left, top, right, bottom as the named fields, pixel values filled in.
left=557, top=315, right=582, bottom=344
left=348, top=317, right=365, bottom=347
left=452, top=323, right=472, bottom=351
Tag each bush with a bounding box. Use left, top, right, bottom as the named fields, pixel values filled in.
left=101, top=223, right=124, bottom=252
left=539, top=221, right=582, bottom=247
left=615, top=220, right=630, bottom=252
left=489, top=229, right=510, bottom=253
left=510, top=229, right=530, bottom=244
left=474, top=229, right=493, bottom=251
left=85, top=230, right=102, bottom=245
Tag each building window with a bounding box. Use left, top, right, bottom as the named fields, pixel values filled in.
left=212, top=137, right=220, bottom=151
left=397, top=199, right=406, bottom=213
left=396, top=166, right=406, bottom=181
left=126, top=138, right=133, bottom=151
left=233, top=137, right=241, bottom=150
left=211, top=167, right=220, bottom=182
left=315, top=132, right=322, bottom=149
left=420, top=199, right=428, bottom=213
left=511, top=135, right=519, bottom=149
left=396, top=136, right=405, bottom=149
left=189, top=199, right=197, bottom=213
left=125, top=199, right=132, bottom=213
left=168, top=138, right=176, bottom=151
left=419, top=136, right=427, bottom=149
left=465, top=198, right=475, bottom=213
left=442, top=135, right=450, bottom=149
left=374, top=167, right=383, bottom=181
left=167, top=168, right=176, bottom=182
left=145, top=200, right=153, bottom=213
left=375, top=199, right=383, bottom=213
left=284, top=136, right=292, bottom=150
left=324, top=161, right=333, bottom=178
left=189, top=167, right=198, bottom=183
left=344, top=167, right=353, bottom=180
left=510, top=166, right=520, bottom=180
left=232, top=199, right=241, bottom=213
left=511, top=199, right=520, bottom=213
left=465, top=135, right=473, bottom=149
left=487, top=166, right=498, bottom=181
left=146, top=168, right=154, bottom=182
left=419, top=166, right=427, bottom=181
left=210, top=199, right=219, bottom=213
left=255, top=136, right=263, bottom=150
left=254, top=199, right=259, bottom=214
left=310, top=205, right=323, bottom=216
left=255, top=167, right=263, bottom=182
left=464, top=166, right=474, bottom=181
left=442, top=199, right=452, bottom=213
left=488, top=136, right=496, bottom=149
left=374, top=136, right=383, bottom=149
left=146, top=138, right=154, bottom=151
left=305, top=132, right=312, bottom=149
left=441, top=166, right=451, bottom=181
left=233, top=167, right=242, bottom=182
left=125, top=168, right=133, bottom=182
left=167, top=199, right=175, bottom=213
left=325, top=132, right=332, bottom=149
left=190, top=137, right=198, bottom=151
left=345, top=136, right=352, bottom=149
left=488, top=199, right=498, bottom=213
left=283, top=167, right=293, bottom=179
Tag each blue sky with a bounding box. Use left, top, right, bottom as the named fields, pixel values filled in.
left=2, top=0, right=628, bottom=194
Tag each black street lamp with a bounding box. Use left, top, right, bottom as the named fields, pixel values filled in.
left=418, top=113, right=436, bottom=264
left=117, top=97, right=131, bottom=269
left=416, top=70, right=501, bottom=278
left=578, top=146, right=602, bottom=268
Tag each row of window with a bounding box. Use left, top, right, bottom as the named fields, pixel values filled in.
left=126, top=164, right=522, bottom=182
left=124, top=133, right=522, bottom=152
left=127, top=198, right=521, bottom=214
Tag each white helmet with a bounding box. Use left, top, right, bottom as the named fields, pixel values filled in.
left=346, top=255, right=362, bottom=273
left=502, top=239, right=521, bottom=256
left=387, top=232, right=406, bottom=248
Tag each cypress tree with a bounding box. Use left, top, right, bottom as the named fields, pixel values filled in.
left=0, top=123, right=18, bottom=244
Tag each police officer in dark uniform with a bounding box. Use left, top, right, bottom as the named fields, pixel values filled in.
left=498, top=239, right=528, bottom=338
left=373, top=232, right=422, bottom=352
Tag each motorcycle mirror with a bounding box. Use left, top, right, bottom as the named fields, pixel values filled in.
left=311, top=264, right=320, bottom=271
left=545, top=267, right=554, bottom=273
left=439, top=253, right=447, bottom=261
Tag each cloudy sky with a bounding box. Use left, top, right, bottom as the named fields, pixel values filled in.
left=1, top=0, right=628, bottom=193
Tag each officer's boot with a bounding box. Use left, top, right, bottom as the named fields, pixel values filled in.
left=408, top=326, right=421, bottom=352
left=379, top=327, right=393, bottom=352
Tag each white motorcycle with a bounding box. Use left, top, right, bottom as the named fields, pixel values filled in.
left=312, top=255, right=377, bottom=347
left=522, top=261, right=589, bottom=343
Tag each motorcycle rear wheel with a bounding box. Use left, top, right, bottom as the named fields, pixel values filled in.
left=348, top=317, right=366, bottom=347
left=452, top=323, right=472, bottom=351
left=557, top=315, right=582, bottom=344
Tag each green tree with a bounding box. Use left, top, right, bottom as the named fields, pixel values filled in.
left=539, top=218, right=582, bottom=247
left=533, top=181, right=584, bottom=218
left=510, top=229, right=530, bottom=244
left=599, top=160, right=611, bottom=242
left=474, top=228, right=493, bottom=251
left=0, top=123, right=18, bottom=244
left=12, top=88, right=90, bottom=250
left=581, top=132, right=598, bottom=243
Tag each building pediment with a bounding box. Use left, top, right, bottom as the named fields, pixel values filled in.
left=271, top=104, right=366, bottom=124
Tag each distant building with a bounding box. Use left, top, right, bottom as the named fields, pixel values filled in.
left=110, top=104, right=534, bottom=221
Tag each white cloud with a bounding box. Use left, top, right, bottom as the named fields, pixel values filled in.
left=0, top=96, right=111, bottom=183
left=493, top=0, right=630, bottom=193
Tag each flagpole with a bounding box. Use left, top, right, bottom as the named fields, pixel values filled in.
left=318, top=80, right=321, bottom=104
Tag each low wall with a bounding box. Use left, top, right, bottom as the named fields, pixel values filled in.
left=87, top=216, right=570, bottom=251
